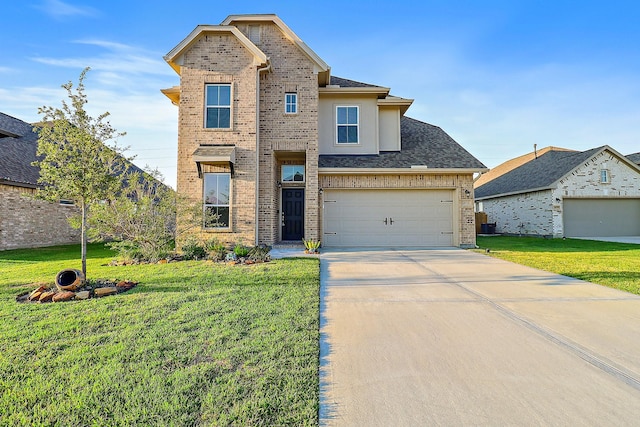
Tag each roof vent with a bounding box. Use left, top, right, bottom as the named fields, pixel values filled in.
left=248, top=25, right=260, bottom=43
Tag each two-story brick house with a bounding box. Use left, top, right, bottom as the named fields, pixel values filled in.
left=163, top=14, right=486, bottom=248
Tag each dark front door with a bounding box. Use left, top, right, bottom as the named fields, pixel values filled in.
left=282, top=188, right=304, bottom=241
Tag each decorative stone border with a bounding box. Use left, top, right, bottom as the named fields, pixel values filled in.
left=16, top=279, right=138, bottom=303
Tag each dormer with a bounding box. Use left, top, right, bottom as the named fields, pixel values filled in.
left=318, top=76, right=413, bottom=155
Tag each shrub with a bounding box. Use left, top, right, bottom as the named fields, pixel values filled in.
left=233, top=244, right=250, bottom=258
left=302, top=238, right=321, bottom=253
left=248, top=245, right=272, bottom=262
left=181, top=238, right=207, bottom=260
left=204, top=238, right=227, bottom=261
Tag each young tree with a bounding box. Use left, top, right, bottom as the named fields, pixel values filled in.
left=33, top=67, right=129, bottom=278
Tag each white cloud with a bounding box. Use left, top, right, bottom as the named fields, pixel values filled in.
left=5, top=37, right=180, bottom=187
left=34, top=0, right=98, bottom=19
left=31, top=39, right=174, bottom=83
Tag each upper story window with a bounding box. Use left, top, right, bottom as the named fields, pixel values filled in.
left=282, top=165, right=305, bottom=182
left=203, top=172, right=231, bottom=228
left=600, top=169, right=610, bottom=184
left=336, top=106, right=359, bottom=144
left=205, top=84, right=231, bottom=129
left=285, top=93, right=298, bottom=114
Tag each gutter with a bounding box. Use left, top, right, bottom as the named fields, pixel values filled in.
left=318, top=167, right=489, bottom=175
left=474, top=185, right=555, bottom=201
left=255, top=60, right=272, bottom=245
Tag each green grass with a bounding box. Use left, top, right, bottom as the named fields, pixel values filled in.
left=475, top=236, right=640, bottom=295
left=0, top=243, right=320, bottom=426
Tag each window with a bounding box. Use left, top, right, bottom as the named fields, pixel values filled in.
left=285, top=93, right=297, bottom=114
left=203, top=173, right=231, bottom=228
left=336, top=106, right=359, bottom=143
left=205, top=84, right=231, bottom=129
left=600, top=169, right=610, bottom=184
left=282, top=165, right=305, bottom=182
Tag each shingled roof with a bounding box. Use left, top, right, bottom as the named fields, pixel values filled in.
left=319, top=116, right=486, bottom=170
left=627, top=152, right=640, bottom=165
left=328, top=76, right=385, bottom=88
left=474, top=147, right=606, bottom=199
left=0, top=112, right=41, bottom=187
left=0, top=112, right=148, bottom=189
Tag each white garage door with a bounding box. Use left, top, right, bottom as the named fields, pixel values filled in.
left=323, top=189, right=455, bottom=247
left=563, top=199, right=640, bottom=237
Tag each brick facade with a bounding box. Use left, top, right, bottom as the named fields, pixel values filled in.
left=0, top=184, right=80, bottom=250
left=176, top=34, right=258, bottom=246
left=167, top=15, right=482, bottom=248
left=173, top=21, right=322, bottom=246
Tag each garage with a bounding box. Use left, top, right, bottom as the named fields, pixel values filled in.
left=563, top=198, right=640, bottom=237
left=322, top=189, right=455, bottom=247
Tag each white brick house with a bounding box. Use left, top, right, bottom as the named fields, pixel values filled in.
left=474, top=146, right=640, bottom=238
left=163, top=14, right=487, bottom=248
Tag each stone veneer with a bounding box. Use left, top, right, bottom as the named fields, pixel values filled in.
left=480, top=150, right=640, bottom=237
left=0, top=184, right=80, bottom=250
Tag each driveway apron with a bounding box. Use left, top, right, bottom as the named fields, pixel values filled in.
left=319, top=248, right=640, bottom=426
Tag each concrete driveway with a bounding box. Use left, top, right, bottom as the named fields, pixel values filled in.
left=319, top=248, right=640, bottom=426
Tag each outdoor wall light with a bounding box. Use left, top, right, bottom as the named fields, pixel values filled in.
left=464, top=189, right=471, bottom=197
left=319, top=188, right=323, bottom=194
left=277, top=181, right=282, bottom=188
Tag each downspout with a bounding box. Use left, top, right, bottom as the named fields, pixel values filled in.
left=255, top=60, right=272, bottom=245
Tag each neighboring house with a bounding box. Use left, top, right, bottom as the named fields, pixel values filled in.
left=0, top=112, right=81, bottom=250
left=474, top=146, right=640, bottom=238
left=162, top=14, right=486, bottom=248
left=0, top=112, right=159, bottom=251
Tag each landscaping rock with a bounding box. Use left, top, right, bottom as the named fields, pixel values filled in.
left=52, top=291, right=75, bottom=302
left=94, top=287, right=118, bottom=297
left=75, top=291, right=90, bottom=300
left=116, top=280, right=137, bottom=291
left=28, top=285, right=47, bottom=301
left=38, top=291, right=56, bottom=303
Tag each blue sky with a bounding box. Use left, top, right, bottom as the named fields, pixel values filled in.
left=2, top=0, right=639, bottom=187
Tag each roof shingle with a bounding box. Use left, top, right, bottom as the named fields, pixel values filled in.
left=474, top=147, right=604, bottom=199
left=328, top=76, right=385, bottom=88
left=0, top=113, right=41, bottom=187
left=627, top=152, right=640, bottom=165
left=319, top=116, right=486, bottom=170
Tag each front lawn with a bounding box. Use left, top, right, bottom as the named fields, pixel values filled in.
left=475, top=236, right=640, bottom=295
left=0, top=243, right=320, bottom=426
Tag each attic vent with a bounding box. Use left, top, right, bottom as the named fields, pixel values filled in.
left=248, top=25, right=260, bottom=43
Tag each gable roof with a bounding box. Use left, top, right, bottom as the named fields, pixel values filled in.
left=627, top=152, right=640, bottom=165
left=221, top=14, right=330, bottom=82
left=474, top=146, right=639, bottom=199
left=473, top=146, right=576, bottom=189
left=319, top=116, right=487, bottom=172
left=0, top=112, right=150, bottom=190
left=164, top=25, right=269, bottom=74
left=0, top=112, right=41, bottom=187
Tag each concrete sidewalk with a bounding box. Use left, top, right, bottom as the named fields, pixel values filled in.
left=319, top=248, right=640, bottom=426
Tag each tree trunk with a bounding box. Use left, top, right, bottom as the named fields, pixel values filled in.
left=81, top=200, right=87, bottom=278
